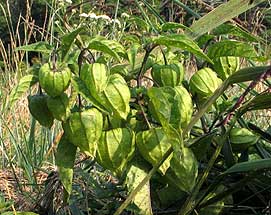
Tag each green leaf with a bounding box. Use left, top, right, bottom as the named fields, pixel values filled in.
left=187, top=0, right=266, bottom=39
left=199, top=186, right=225, bottom=215
left=56, top=134, right=77, bottom=168
left=127, top=43, right=140, bottom=72
left=125, top=159, right=153, bottom=215
left=60, top=27, right=84, bottom=61
left=56, top=134, right=77, bottom=200
left=88, top=40, right=119, bottom=61
left=157, top=184, right=186, bottom=208
left=58, top=167, right=73, bottom=200
left=153, top=34, right=213, bottom=63
left=101, top=39, right=127, bottom=59
left=224, top=158, right=271, bottom=174
left=15, top=41, right=54, bottom=53
left=9, top=74, right=39, bottom=108
left=161, top=22, right=191, bottom=32
left=190, top=131, right=217, bottom=161
left=212, top=23, right=260, bottom=42
left=227, top=66, right=269, bottom=84
left=128, top=17, right=150, bottom=32
left=88, top=37, right=125, bottom=61
left=168, top=147, right=198, bottom=193
left=110, top=64, right=129, bottom=76
left=208, top=40, right=258, bottom=60
left=240, top=92, right=271, bottom=114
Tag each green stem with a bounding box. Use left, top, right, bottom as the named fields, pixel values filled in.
left=198, top=172, right=257, bottom=210
left=184, top=80, right=230, bottom=136
left=137, top=44, right=157, bottom=87
left=172, top=0, right=201, bottom=19
left=134, top=0, right=159, bottom=33
left=111, top=0, right=120, bottom=39
left=178, top=135, right=226, bottom=215
left=140, top=0, right=166, bottom=24
left=113, top=147, right=173, bottom=215
left=114, top=76, right=230, bottom=215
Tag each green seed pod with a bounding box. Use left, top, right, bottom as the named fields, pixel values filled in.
left=81, top=63, right=109, bottom=96
left=63, top=108, right=103, bottom=157
left=136, top=127, right=172, bottom=174
left=151, top=63, right=184, bottom=87
left=96, top=128, right=135, bottom=177
left=28, top=94, right=54, bottom=128
left=213, top=56, right=240, bottom=80
left=190, top=68, right=222, bottom=97
left=47, top=93, right=70, bottom=121
left=101, top=74, right=130, bottom=119
left=173, top=86, right=193, bottom=129
left=148, top=86, right=193, bottom=130
left=230, top=127, right=259, bottom=152
left=39, top=63, right=71, bottom=97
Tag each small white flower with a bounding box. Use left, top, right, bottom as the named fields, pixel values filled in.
left=89, top=13, right=97, bottom=19
left=121, top=12, right=130, bottom=19
left=111, top=19, right=121, bottom=28
left=97, top=14, right=111, bottom=22
left=79, top=13, right=89, bottom=18
left=64, top=0, right=72, bottom=4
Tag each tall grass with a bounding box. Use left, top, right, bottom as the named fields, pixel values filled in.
left=0, top=0, right=63, bottom=203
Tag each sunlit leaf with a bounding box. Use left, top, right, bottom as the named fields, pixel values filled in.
left=212, top=23, right=260, bottom=42
left=88, top=37, right=126, bottom=61
left=208, top=40, right=258, bottom=59
left=153, top=34, right=213, bottom=63
left=9, top=74, right=38, bottom=108
left=15, top=41, right=54, bottom=53
left=125, top=159, right=153, bottom=215
left=224, top=158, right=271, bottom=174
left=161, top=22, right=191, bottom=32
left=60, top=27, right=84, bottom=61
left=227, top=66, right=269, bottom=84
left=56, top=134, right=77, bottom=200
left=127, top=17, right=150, bottom=32
left=187, top=0, right=266, bottom=39
left=240, top=92, right=271, bottom=114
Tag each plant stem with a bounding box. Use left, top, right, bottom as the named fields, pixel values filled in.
left=136, top=44, right=157, bottom=87
left=113, top=147, right=173, bottom=215
left=115, top=73, right=230, bottom=215
left=218, top=67, right=271, bottom=126
left=178, top=135, right=226, bottom=215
